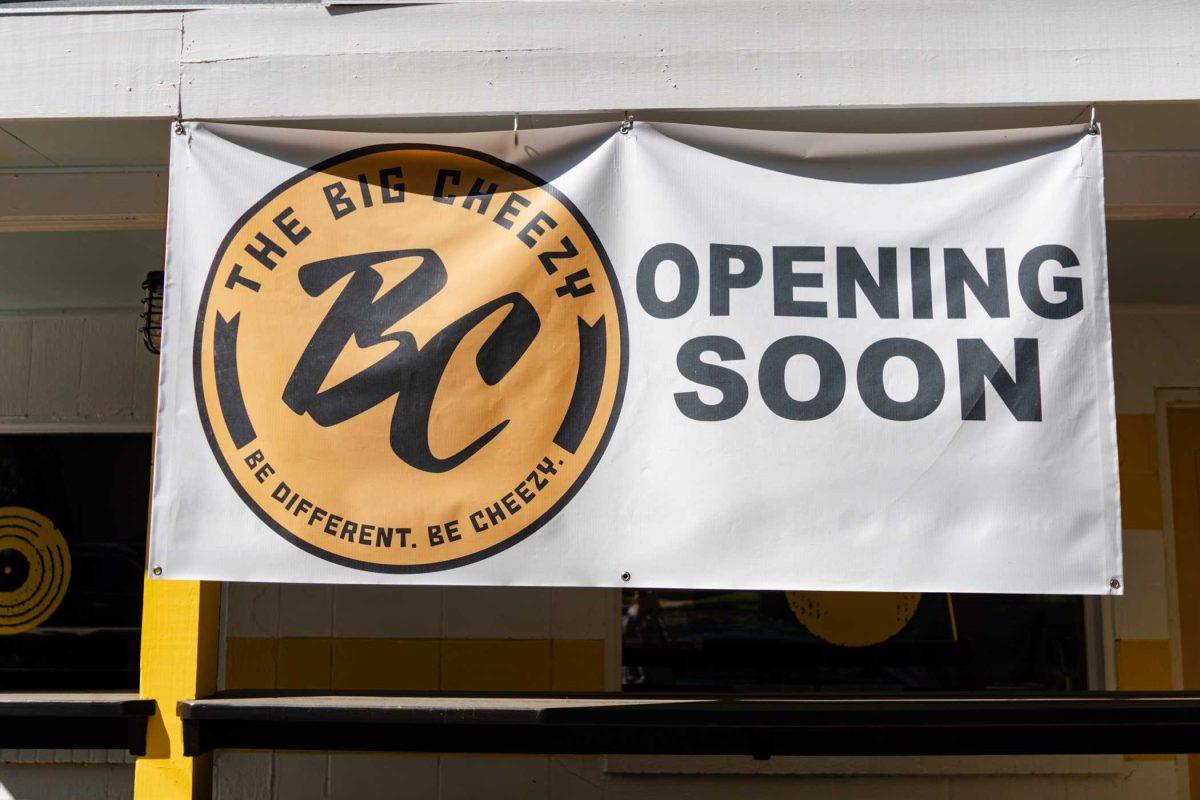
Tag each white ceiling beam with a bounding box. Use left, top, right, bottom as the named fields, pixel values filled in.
left=2, top=2, right=1200, bottom=121
left=179, top=1, right=1200, bottom=120
left=0, top=169, right=167, bottom=233
left=0, top=12, right=180, bottom=120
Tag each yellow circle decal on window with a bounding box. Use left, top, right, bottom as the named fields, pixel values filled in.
left=195, top=145, right=627, bottom=572
left=786, top=591, right=921, bottom=647
left=0, top=507, right=71, bottom=636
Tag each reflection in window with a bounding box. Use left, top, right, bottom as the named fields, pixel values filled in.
left=622, top=589, right=1091, bottom=692
left=0, top=434, right=150, bottom=690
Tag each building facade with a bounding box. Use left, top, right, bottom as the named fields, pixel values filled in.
left=1, top=2, right=1199, bottom=798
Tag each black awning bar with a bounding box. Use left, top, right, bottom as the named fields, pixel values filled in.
left=178, top=691, right=1200, bottom=758
left=0, top=692, right=156, bottom=755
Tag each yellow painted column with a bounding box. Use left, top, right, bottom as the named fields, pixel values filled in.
left=134, top=579, right=221, bottom=800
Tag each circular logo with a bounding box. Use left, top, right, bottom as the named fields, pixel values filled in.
left=786, top=591, right=921, bottom=647
left=195, top=145, right=626, bottom=572
left=0, top=508, right=71, bottom=635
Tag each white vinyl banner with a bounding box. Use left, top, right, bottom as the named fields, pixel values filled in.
left=150, top=120, right=1120, bottom=594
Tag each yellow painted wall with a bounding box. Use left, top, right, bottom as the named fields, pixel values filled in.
left=1118, top=414, right=1164, bottom=529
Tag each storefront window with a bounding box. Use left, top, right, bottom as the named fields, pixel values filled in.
left=0, top=433, right=151, bottom=690
left=622, top=589, right=1092, bottom=692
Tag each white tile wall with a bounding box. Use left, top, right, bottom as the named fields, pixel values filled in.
left=946, top=775, right=1067, bottom=799
left=224, top=584, right=615, bottom=642
left=273, top=753, right=329, bottom=800
left=0, top=763, right=133, bottom=799
left=79, top=314, right=137, bottom=419
left=277, top=585, right=335, bottom=638
left=225, top=583, right=281, bottom=639
left=441, top=587, right=552, bottom=639
left=25, top=315, right=84, bottom=419
left=602, top=773, right=956, bottom=800
left=213, top=752, right=272, bottom=800
left=548, top=757, right=607, bottom=800
left=0, top=310, right=155, bottom=427
left=328, top=754, right=439, bottom=800
left=330, top=586, right=443, bottom=639
left=0, top=318, right=32, bottom=416
left=439, top=756, right=549, bottom=800
left=551, top=589, right=613, bottom=640
left=1, top=757, right=1162, bottom=800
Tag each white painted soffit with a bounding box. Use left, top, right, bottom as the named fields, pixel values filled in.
left=0, top=146, right=1197, bottom=232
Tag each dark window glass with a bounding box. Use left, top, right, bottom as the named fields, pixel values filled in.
left=0, top=434, right=151, bottom=690
left=621, top=589, right=1090, bottom=693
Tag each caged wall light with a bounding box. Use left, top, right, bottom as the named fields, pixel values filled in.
left=140, top=270, right=164, bottom=355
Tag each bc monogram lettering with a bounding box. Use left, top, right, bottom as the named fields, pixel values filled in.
left=283, top=249, right=541, bottom=473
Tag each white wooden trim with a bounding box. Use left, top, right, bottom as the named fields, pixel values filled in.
left=179, top=2, right=1200, bottom=120
left=0, top=421, right=154, bottom=433
left=1106, top=153, right=1200, bottom=221
left=3, top=2, right=1200, bottom=121
left=0, top=12, right=180, bottom=119
left=0, top=169, right=167, bottom=232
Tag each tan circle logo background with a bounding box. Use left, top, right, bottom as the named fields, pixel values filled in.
left=195, top=145, right=626, bottom=572
left=785, top=591, right=922, bottom=647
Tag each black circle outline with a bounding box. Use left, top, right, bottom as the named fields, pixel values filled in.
left=193, top=143, right=629, bottom=574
